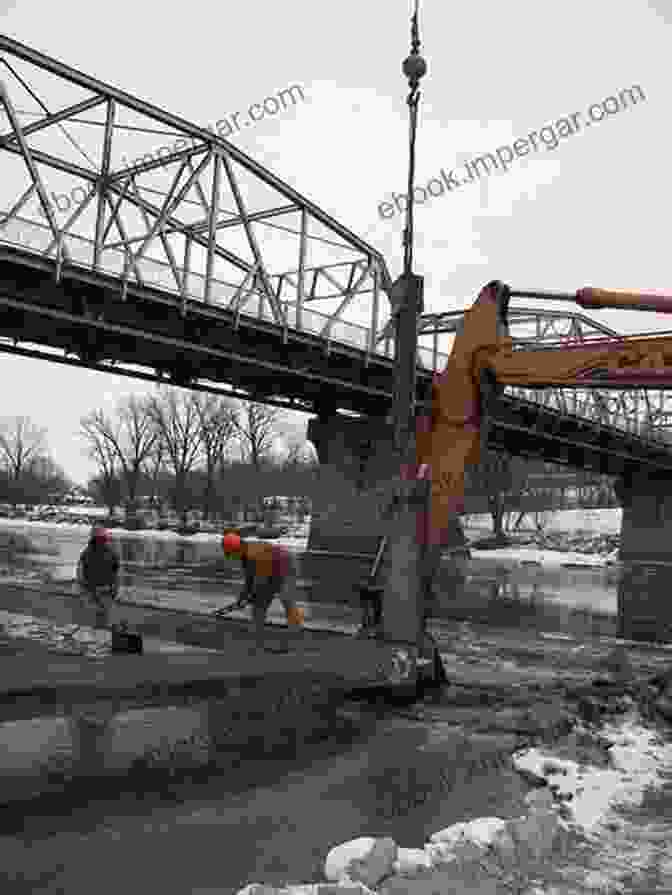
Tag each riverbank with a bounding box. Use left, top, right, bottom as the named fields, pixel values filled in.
left=3, top=605, right=670, bottom=895
left=230, top=707, right=672, bottom=895
left=1, top=569, right=672, bottom=894
left=225, top=632, right=672, bottom=895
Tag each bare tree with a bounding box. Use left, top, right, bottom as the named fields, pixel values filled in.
left=194, top=394, right=237, bottom=520
left=273, top=439, right=318, bottom=521
left=232, top=401, right=280, bottom=471
left=147, top=389, right=204, bottom=526
left=0, top=416, right=47, bottom=482
left=79, top=398, right=157, bottom=520
left=114, top=396, right=158, bottom=517
left=80, top=413, right=122, bottom=515
left=145, top=439, right=166, bottom=510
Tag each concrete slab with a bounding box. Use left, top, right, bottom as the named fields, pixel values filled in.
left=0, top=624, right=405, bottom=809
left=0, top=617, right=418, bottom=728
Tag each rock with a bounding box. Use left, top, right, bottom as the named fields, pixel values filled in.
left=423, top=842, right=459, bottom=869
left=324, top=838, right=397, bottom=889
left=325, top=839, right=375, bottom=883
left=429, top=817, right=508, bottom=851
left=391, top=849, right=433, bottom=877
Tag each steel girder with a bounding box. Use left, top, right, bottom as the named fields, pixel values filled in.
left=0, top=36, right=391, bottom=353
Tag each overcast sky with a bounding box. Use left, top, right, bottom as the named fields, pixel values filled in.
left=0, top=0, right=670, bottom=485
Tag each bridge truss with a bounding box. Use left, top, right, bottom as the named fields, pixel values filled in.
left=0, top=37, right=670, bottom=450
left=0, top=35, right=392, bottom=357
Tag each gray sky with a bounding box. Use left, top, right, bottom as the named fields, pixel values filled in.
left=0, top=0, right=670, bottom=484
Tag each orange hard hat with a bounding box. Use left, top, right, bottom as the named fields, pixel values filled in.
left=221, top=532, right=242, bottom=555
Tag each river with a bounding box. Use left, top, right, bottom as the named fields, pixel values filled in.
left=0, top=518, right=622, bottom=641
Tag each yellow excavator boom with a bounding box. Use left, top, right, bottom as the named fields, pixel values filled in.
left=418, top=280, right=672, bottom=539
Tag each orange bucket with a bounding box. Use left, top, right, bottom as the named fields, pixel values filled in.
left=286, top=605, right=305, bottom=627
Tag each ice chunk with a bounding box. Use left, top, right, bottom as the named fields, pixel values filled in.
left=324, top=838, right=397, bottom=888
left=429, top=817, right=507, bottom=848
left=423, top=842, right=459, bottom=868
left=392, top=848, right=433, bottom=876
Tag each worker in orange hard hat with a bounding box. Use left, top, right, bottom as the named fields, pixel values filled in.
left=218, top=529, right=304, bottom=652
left=77, top=526, right=120, bottom=629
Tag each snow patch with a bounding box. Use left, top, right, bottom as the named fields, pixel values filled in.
left=513, top=718, right=672, bottom=835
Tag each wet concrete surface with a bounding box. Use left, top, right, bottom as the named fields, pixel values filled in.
left=1, top=588, right=671, bottom=894
left=0, top=703, right=533, bottom=895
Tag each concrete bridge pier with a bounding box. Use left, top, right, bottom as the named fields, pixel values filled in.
left=615, top=471, right=672, bottom=643
left=305, top=408, right=467, bottom=613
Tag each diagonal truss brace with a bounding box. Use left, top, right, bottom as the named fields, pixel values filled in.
left=0, top=80, right=71, bottom=262
left=219, top=150, right=283, bottom=325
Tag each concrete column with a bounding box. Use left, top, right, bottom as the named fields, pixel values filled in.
left=616, top=471, right=672, bottom=642
left=305, top=411, right=467, bottom=611
left=305, top=413, right=393, bottom=603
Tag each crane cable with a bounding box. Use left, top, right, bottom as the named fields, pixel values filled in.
left=404, top=0, right=422, bottom=278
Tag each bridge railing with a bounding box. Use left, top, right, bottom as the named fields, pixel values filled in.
left=0, top=214, right=450, bottom=371
left=2, top=217, right=672, bottom=447
left=504, top=386, right=672, bottom=445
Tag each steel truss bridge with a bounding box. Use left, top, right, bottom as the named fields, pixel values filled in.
left=1, top=36, right=672, bottom=478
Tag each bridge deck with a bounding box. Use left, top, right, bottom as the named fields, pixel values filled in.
left=2, top=246, right=672, bottom=477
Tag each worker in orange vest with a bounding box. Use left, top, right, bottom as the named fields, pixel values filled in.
left=219, top=531, right=304, bottom=652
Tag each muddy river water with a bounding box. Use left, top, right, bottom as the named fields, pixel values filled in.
left=0, top=520, right=622, bottom=640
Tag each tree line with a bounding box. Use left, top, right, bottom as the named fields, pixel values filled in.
left=464, top=449, right=617, bottom=537
left=0, top=416, right=72, bottom=505
left=0, top=393, right=617, bottom=535
left=79, top=388, right=318, bottom=525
